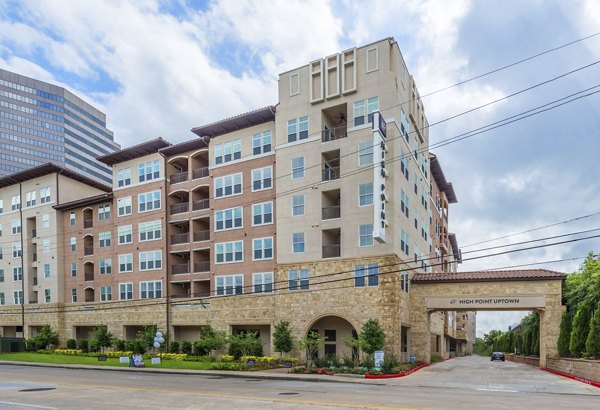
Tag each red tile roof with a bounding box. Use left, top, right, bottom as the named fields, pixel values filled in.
left=412, top=269, right=566, bottom=283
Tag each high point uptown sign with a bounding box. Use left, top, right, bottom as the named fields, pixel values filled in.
left=426, top=296, right=546, bottom=310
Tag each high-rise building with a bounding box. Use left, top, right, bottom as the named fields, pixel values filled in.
left=0, top=68, right=120, bottom=184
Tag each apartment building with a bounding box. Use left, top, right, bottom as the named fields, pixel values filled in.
left=0, top=38, right=467, bottom=361
left=0, top=163, right=110, bottom=339
left=0, top=69, right=120, bottom=184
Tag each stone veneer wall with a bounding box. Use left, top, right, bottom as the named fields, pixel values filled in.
left=545, top=357, right=600, bottom=383
left=506, top=354, right=540, bottom=367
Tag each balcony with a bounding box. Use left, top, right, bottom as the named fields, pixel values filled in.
left=29, top=299, right=38, bottom=304
left=193, top=230, right=210, bottom=242
left=171, top=233, right=190, bottom=245
left=193, top=261, right=210, bottom=273
left=192, top=166, right=209, bottom=180
left=33, top=276, right=38, bottom=286
left=172, top=263, right=191, bottom=275
left=170, top=202, right=189, bottom=215
left=84, top=271, right=94, bottom=282
left=323, top=228, right=341, bottom=258
left=322, top=206, right=340, bottom=220
left=170, top=171, right=188, bottom=184
left=84, top=246, right=94, bottom=256
left=322, top=189, right=341, bottom=220
left=32, top=253, right=37, bottom=262
left=322, top=124, right=347, bottom=142
left=83, top=209, right=93, bottom=228
left=192, top=199, right=209, bottom=211
left=83, top=219, right=93, bottom=229
left=322, top=244, right=341, bottom=258
left=322, top=167, right=340, bottom=182
left=31, top=229, right=37, bottom=238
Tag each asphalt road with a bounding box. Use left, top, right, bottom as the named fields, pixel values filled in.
left=0, top=356, right=598, bottom=409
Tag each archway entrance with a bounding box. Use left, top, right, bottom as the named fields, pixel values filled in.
left=410, top=270, right=565, bottom=368
left=306, top=315, right=357, bottom=359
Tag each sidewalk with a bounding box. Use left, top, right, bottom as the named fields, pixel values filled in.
left=0, top=360, right=386, bottom=385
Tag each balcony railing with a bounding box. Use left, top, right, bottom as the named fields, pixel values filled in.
left=31, top=229, right=37, bottom=238
left=84, top=219, right=93, bottom=229
left=170, top=171, right=189, bottom=184
left=322, top=206, right=341, bottom=220
left=192, top=199, right=209, bottom=211
left=322, top=166, right=340, bottom=181
left=322, top=244, right=341, bottom=258
left=171, top=233, right=190, bottom=245
left=32, top=253, right=37, bottom=262
left=84, top=246, right=94, bottom=256
left=170, top=202, right=189, bottom=215
left=193, top=261, right=210, bottom=273
left=321, top=124, right=347, bottom=142
left=193, top=230, right=210, bottom=242
left=172, top=263, right=191, bottom=275
left=192, top=166, right=209, bottom=180
left=171, top=292, right=211, bottom=299
left=33, top=276, right=38, bottom=286
left=84, top=272, right=94, bottom=282
left=29, top=299, right=38, bottom=304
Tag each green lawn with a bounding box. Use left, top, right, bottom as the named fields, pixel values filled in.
left=0, top=352, right=217, bottom=370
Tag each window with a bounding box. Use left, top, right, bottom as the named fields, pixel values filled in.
left=99, top=258, right=112, bottom=274
left=216, top=274, right=243, bottom=295
left=215, top=139, right=242, bottom=164
left=71, top=288, right=77, bottom=303
left=0, top=223, right=2, bottom=236
left=118, top=254, right=133, bottom=273
left=42, top=214, right=49, bottom=228
left=215, top=241, right=243, bottom=264
left=138, top=190, right=161, bottom=212
left=215, top=207, right=243, bottom=231
left=359, top=183, right=373, bottom=206
left=26, top=190, right=36, bottom=207
left=139, top=250, right=162, bottom=271
left=138, top=159, right=160, bottom=182
left=0, top=269, right=3, bottom=282
left=401, top=271, right=410, bottom=292
left=292, top=232, right=305, bottom=253
left=252, top=202, right=273, bottom=226
left=13, top=290, right=23, bottom=305
left=0, top=199, right=3, bottom=213
left=354, top=264, right=379, bottom=287
left=358, top=142, right=373, bottom=165
left=139, top=220, right=162, bottom=241
left=140, top=281, right=162, bottom=299
left=13, top=266, right=22, bottom=281
left=119, top=283, right=133, bottom=300
left=291, top=157, right=304, bottom=179
left=117, top=197, right=132, bottom=216
left=0, top=246, right=3, bottom=260
left=71, top=262, right=77, bottom=277
left=253, top=272, right=273, bottom=293
left=359, top=224, right=373, bottom=247
left=292, top=194, right=304, bottom=216
left=11, top=195, right=20, bottom=210
left=353, top=97, right=379, bottom=126
left=40, top=186, right=51, bottom=203
left=117, top=168, right=131, bottom=187
left=118, top=225, right=133, bottom=244
left=100, top=286, right=112, bottom=301
left=43, top=263, right=51, bottom=278
left=400, top=189, right=410, bottom=218
left=70, top=237, right=76, bottom=251
left=287, top=116, right=309, bottom=142
left=12, top=243, right=21, bottom=258
left=11, top=220, right=21, bottom=235
left=43, top=239, right=50, bottom=253
left=98, top=203, right=110, bottom=220
left=251, top=166, right=272, bottom=191
left=69, top=211, right=75, bottom=226
left=0, top=292, right=5, bottom=305
left=44, top=288, right=51, bottom=303
left=288, top=269, right=309, bottom=290
left=253, top=237, right=273, bottom=260
left=215, top=173, right=242, bottom=198
left=252, top=131, right=271, bottom=155
left=401, top=229, right=410, bottom=256
left=99, top=231, right=111, bottom=247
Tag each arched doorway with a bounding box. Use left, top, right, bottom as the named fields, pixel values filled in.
left=305, top=315, right=358, bottom=359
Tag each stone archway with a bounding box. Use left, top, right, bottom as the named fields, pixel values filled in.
left=410, top=270, right=566, bottom=368
left=305, top=315, right=358, bottom=359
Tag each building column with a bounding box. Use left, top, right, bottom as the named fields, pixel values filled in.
left=411, top=308, right=432, bottom=363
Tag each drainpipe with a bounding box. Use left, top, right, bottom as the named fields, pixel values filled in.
left=159, top=151, right=171, bottom=351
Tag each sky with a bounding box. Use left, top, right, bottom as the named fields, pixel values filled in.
left=1, top=0, right=599, bottom=338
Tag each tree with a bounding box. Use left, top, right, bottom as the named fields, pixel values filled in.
left=342, top=334, right=361, bottom=366
left=570, top=303, right=591, bottom=357
left=228, top=332, right=263, bottom=359
left=557, top=310, right=572, bottom=357
left=585, top=303, right=600, bottom=358
left=359, top=319, right=385, bottom=357
left=272, top=321, right=294, bottom=357
left=91, top=325, right=114, bottom=353
left=35, top=325, right=59, bottom=350
left=194, top=324, right=227, bottom=357
left=299, top=331, right=326, bottom=368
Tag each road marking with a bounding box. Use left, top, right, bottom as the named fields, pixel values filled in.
left=477, top=388, right=518, bottom=393
left=0, top=401, right=57, bottom=409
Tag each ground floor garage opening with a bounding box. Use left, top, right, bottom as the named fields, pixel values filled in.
left=124, top=325, right=145, bottom=340
left=74, top=326, right=95, bottom=340
left=173, top=325, right=203, bottom=342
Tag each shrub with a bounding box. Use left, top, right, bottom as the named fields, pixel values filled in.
left=228, top=332, right=263, bottom=359
left=381, top=353, right=400, bottom=374
left=77, top=339, right=89, bottom=353
left=570, top=303, right=591, bottom=357
left=114, top=339, right=127, bottom=351
left=431, top=354, right=443, bottom=363
left=211, top=362, right=244, bottom=371
left=585, top=303, right=600, bottom=358
left=170, top=341, right=180, bottom=353
left=313, top=355, right=329, bottom=368
left=195, top=325, right=227, bottom=357
left=66, top=339, right=77, bottom=349
left=219, top=355, right=235, bottom=362
left=91, top=325, right=114, bottom=353
left=54, top=349, right=83, bottom=355
left=89, top=340, right=101, bottom=353
left=181, top=341, right=193, bottom=355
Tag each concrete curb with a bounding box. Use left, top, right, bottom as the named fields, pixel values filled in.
left=0, top=360, right=383, bottom=385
